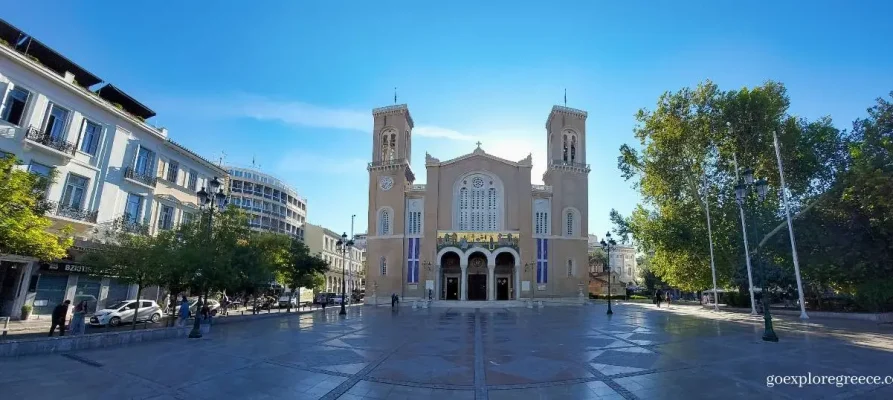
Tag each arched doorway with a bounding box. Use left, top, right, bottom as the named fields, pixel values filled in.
left=495, top=252, right=515, bottom=300
left=440, top=251, right=461, bottom=300
left=467, top=252, right=488, bottom=301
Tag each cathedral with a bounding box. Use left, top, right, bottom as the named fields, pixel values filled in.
left=366, top=104, right=590, bottom=303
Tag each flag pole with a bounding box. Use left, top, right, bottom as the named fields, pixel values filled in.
left=772, top=131, right=809, bottom=319
left=702, top=173, right=719, bottom=312
left=733, top=152, right=758, bottom=315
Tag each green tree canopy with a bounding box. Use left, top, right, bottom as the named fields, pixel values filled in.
left=0, top=155, right=72, bottom=260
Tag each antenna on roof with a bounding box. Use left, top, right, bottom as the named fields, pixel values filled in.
left=394, top=87, right=397, bottom=104
left=218, top=151, right=227, bottom=167
left=564, top=88, right=567, bottom=107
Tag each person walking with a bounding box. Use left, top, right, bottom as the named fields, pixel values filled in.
left=665, top=291, right=672, bottom=309
left=48, top=300, right=71, bottom=337
left=70, top=300, right=88, bottom=336
left=654, top=289, right=662, bottom=308
left=177, top=296, right=190, bottom=327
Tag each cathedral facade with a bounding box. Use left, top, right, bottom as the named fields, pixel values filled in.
left=366, top=104, right=590, bottom=302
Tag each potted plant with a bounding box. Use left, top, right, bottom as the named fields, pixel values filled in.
left=21, top=304, right=32, bottom=320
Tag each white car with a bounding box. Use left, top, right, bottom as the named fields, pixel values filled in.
left=89, top=300, right=163, bottom=327
left=332, top=295, right=350, bottom=305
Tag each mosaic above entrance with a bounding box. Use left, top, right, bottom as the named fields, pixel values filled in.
left=436, top=231, right=520, bottom=252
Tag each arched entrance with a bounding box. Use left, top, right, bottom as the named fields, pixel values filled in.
left=440, top=251, right=461, bottom=300
left=495, top=252, right=515, bottom=300
left=467, top=252, right=488, bottom=301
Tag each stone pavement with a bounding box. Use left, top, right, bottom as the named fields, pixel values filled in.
left=1, top=302, right=891, bottom=400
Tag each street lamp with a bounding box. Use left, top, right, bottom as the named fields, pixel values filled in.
left=600, top=232, right=617, bottom=315
left=189, top=176, right=227, bottom=339
left=336, top=232, right=354, bottom=316
left=735, top=171, right=779, bottom=342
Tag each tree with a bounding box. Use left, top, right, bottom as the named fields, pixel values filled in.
left=278, top=238, right=329, bottom=311
left=0, top=154, right=72, bottom=260
left=617, top=80, right=849, bottom=293
left=83, top=229, right=166, bottom=329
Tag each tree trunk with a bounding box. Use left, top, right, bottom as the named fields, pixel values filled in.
left=287, top=287, right=295, bottom=313
left=131, top=282, right=143, bottom=330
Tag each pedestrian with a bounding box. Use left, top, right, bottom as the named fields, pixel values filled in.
left=391, top=293, right=396, bottom=308
left=177, top=296, right=189, bottom=327
left=70, top=300, right=88, bottom=336
left=48, top=300, right=71, bottom=337
left=654, top=289, right=662, bottom=308
left=665, top=291, right=671, bottom=309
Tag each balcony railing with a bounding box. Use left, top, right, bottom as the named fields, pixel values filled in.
left=111, top=215, right=150, bottom=234
left=550, top=159, right=590, bottom=170
left=124, top=166, right=157, bottom=187
left=368, top=158, right=408, bottom=168
left=25, top=126, right=76, bottom=155
left=531, top=184, right=553, bottom=193
left=45, top=201, right=98, bottom=223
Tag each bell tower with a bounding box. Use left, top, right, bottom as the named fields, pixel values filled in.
left=543, top=105, right=590, bottom=293
left=367, top=104, right=415, bottom=301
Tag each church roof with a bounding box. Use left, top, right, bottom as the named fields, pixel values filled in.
left=426, top=143, right=532, bottom=168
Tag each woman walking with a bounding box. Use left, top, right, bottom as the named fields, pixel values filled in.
left=70, top=300, right=88, bottom=335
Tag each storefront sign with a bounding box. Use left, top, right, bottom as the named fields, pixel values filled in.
left=41, top=262, right=113, bottom=275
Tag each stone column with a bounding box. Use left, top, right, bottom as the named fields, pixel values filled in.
left=434, top=265, right=441, bottom=300
left=460, top=264, right=468, bottom=301
left=487, top=264, right=495, bottom=301
left=514, top=265, right=521, bottom=300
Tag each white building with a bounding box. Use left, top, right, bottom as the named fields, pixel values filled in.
left=225, top=166, right=307, bottom=239
left=0, top=19, right=225, bottom=318
left=610, top=245, right=638, bottom=285
left=304, top=223, right=365, bottom=294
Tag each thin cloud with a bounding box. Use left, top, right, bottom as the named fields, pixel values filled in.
left=276, top=150, right=367, bottom=175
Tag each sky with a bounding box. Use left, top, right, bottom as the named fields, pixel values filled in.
left=4, top=1, right=892, bottom=237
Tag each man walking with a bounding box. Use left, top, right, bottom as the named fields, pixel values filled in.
left=48, top=300, right=71, bottom=337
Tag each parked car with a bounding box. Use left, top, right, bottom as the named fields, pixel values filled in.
left=315, top=292, right=336, bottom=305
left=278, top=295, right=298, bottom=308
left=89, top=300, right=163, bottom=327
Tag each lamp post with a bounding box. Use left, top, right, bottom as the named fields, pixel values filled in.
left=735, top=169, right=779, bottom=342
left=336, top=233, right=354, bottom=316
left=600, top=232, right=617, bottom=315
left=189, top=177, right=227, bottom=339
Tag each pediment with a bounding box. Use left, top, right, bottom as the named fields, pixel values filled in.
left=428, top=145, right=532, bottom=168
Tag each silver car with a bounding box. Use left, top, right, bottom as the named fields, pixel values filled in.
left=90, top=300, right=163, bottom=327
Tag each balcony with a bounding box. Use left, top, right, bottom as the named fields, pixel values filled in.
left=532, top=184, right=553, bottom=193
left=108, top=215, right=150, bottom=235
left=23, top=126, right=76, bottom=159
left=368, top=158, right=408, bottom=169
left=550, top=159, right=591, bottom=173
left=45, top=200, right=98, bottom=224
left=124, top=166, right=157, bottom=188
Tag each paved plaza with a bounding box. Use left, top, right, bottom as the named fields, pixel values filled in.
left=1, top=302, right=891, bottom=400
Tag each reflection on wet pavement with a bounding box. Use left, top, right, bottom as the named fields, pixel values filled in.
left=1, top=303, right=890, bottom=399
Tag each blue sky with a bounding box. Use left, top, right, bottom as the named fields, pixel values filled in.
left=5, top=1, right=892, bottom=237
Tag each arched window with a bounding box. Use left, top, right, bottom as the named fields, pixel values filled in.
left=381, top=134, right=389, bottom=160
left=533, top=198, right=550, bottom=236
left=378, top=208, right=391, bottom=235
left=379, top=257, right=387, bottom=276
left=455, top=173, right=503, bottom=231
left=563, top=207, right=580, bottom=237
left=389, top=133, right=396, bottom=160
left=566, top=211, right=573, bottom=236
left=562, top=135, right=568, bottom=162
left=570, top=136, right=577, bottom=163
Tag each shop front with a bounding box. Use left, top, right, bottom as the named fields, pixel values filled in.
left=27, top=262, right=137, bottom=318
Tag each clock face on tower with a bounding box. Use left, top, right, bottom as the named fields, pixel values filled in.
left=379, top=175, right=394, bottom=191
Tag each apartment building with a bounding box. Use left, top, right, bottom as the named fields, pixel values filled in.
left=0, top=19, right=224, bottom=318
left=226, top=166, right=307, bottom=239
left=304, top=223, right=365, bottom=294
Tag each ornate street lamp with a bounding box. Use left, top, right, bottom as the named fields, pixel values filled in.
left=336, top=232, right=354, bottom=316
left=189, top=176, right=227, bottom=339
left=600, top=232, right=617, bottom=315
left=735, top=172, right=778, bottom=342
